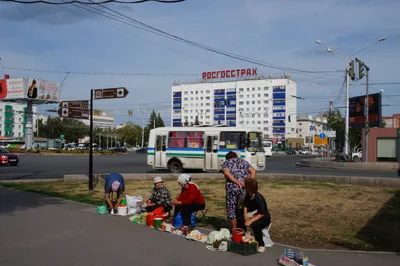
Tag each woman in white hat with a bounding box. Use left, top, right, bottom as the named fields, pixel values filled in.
left=172, top=174, right=205, bottom=228
left=146, top=176, right=172, bottom=213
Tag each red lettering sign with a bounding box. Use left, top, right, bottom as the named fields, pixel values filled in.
left=201, top=68, right=258, bottom=80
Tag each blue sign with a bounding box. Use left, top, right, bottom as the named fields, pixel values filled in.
left=319, top=133, right=326, bottom=140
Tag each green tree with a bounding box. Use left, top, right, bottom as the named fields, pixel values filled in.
left=116, top=122, right=142, bottom=147
left=39, top=117, right=89, bottom=142
left=156, top=113, right=165, bottom=127
left=194, top=115, right=200, bottom=126
left=184, top=118, right=189, bottom=127
left=143, top=110, right=165, bottom=145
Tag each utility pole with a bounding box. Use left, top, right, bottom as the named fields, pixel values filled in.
left=356, top=58, right=369, bottom=162
left=345, top=60, right=355, bottom=156
left=140, top=109, right=145, bottom=148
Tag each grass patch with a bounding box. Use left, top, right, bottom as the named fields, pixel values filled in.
left=1, top=179, right=399, bottom=252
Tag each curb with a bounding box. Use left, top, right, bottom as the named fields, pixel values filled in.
left=295, top=162, right=397, bottom=173
left=0, top=178, right=62, bottom=184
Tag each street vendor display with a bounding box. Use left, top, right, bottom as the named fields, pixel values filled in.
left=278, top=248, right=314, bottom=266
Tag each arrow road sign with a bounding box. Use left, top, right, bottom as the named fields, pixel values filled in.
left=319, top=132, right=326, bottom=140
left=59, top=100, right=89, bottom=110
left=58, top=107, right=89, bottom=119
left=93, top=87, right=129, bottom=100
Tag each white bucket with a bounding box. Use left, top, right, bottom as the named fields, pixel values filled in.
left=117, top=206, right=128, bottom=216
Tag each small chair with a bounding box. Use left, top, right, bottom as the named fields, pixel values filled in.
left=195, top=207, right=208, bottom=222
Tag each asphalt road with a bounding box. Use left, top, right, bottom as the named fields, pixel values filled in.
left=0, top=152, right=398, bottom=180
left=1, top=187, right=399, bottom=266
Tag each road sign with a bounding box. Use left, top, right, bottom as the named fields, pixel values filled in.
left=93, top=87, right=129, bottom=100
left=57, top=107, right=89, bottom=119
left=319, top=132, right=326, bottom=140
left=325, top=130, right=336, bottom=138
left=59, top=100, right=89, bottom=110
left=314, top=134, right=328, bottom=145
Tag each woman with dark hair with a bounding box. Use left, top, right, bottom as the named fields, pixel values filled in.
left=243, top=178, right=271, bottom=253
left=222, top=151, right=256, bottom=229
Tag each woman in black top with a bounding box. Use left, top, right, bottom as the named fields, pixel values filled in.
left=243, top=178, right=271, bottom=253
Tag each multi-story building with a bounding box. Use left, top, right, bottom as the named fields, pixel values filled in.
left=296, top=114, right=328, bottom=147
left=79, top=109, right=114, bottom=130
left=171, top=69, right=297, bottom=140
left=0, top=102, right=37, bottom=138
left=383, top=114, right=400, bottom=128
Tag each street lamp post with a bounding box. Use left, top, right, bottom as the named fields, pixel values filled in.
left=315, top=37, right=386, bottom=156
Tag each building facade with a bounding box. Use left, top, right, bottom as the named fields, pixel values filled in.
left=79, top=109, right=114, bottom=130
left=171, top=72, right=297, bottom=140
left=383, top=114, right=400, bottom=128
left=296, top=114, right=328, bottom=147
left=0, top=102, right=37, bottom=138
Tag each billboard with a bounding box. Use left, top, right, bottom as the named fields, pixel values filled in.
left=26, top=78, right=61, bottom=102
left=0, top=78, right=61, bottom=102
left=349, top=92, right=382, bottom=129
left=0, top=78, right=25, bottom=99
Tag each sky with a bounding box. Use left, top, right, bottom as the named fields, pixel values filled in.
left=0, top=0, right=399, bottom=127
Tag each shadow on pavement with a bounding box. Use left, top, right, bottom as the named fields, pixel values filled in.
left=0, top=186, right=66, bottom=215
left=354, top=190, right=400, bottom=253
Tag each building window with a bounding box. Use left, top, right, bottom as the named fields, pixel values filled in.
left=376, top=138, right=397, bottom=162
left=264, top=87, right=268, bottom=91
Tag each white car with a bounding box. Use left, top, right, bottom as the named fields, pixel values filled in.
left=352, top=151, right=362, bottom=161
left=299, top=149, right=311, bottom=155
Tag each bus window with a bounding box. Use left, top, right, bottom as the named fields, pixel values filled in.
left=168, top=131, right=186, bottom=148
left=186, top=131, right=204, bottom=148
left=219, top=132, right=246, bottom=150
left=247, top=132, right=264, bottom=152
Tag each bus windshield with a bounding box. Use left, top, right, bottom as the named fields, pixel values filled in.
left=219, top=132, right=246, bottom=150
left=247, top=132, right=264, bottom=152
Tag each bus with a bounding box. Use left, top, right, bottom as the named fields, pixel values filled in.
left=0, top=139, right=25, bottom=149
left=147, top=126, right=265, bottom=173
left=263, top=139, right=272, bottom=157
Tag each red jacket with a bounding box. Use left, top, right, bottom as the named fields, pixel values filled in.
left=177, top=183, right=205, bottom=205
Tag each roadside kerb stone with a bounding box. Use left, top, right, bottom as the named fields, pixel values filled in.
left=0, top=178, right=61, bottom=184
left=297, top=158, right=397, bottom=172
left=61, top=173, right=400, bottom=187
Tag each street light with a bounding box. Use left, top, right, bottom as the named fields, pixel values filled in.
left=315, top=37, right=386, bottom=155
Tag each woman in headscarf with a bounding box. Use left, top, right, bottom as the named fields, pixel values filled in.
left=222, top=151, right=256, bottom=229
left=104, top=173, right=125, bottom=213
left=172, top=174, right=205, bottom=228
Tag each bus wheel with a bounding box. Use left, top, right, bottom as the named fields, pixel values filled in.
left=168, top=160, right=183, bottom=173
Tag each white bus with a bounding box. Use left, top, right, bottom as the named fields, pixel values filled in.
left=147, top=126, right=265, bottom=173
left=263, top=139, right=273, bottom=157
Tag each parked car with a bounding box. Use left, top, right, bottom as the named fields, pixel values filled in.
left=352, top=150, right=362, bottom=161
left=0, top=148, right=19, bottom=166
left=135, top=147, right=147, bottom=154
left=286, top=149, right=296, bottom=155
left=299, top=149, right=311, bottom=155
left=110, top=146, right=127, bottom=153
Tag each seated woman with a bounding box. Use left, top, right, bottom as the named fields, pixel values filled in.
left=243, top=178, right=271, bottom=253
left=172, top=174, right=205, bottom=228
left=104, top=173, right=125, bottom=213
left=146, top=176, right=172, bottom=213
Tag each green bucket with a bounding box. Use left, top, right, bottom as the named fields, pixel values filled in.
left=154, top=218, right=163, bottom=229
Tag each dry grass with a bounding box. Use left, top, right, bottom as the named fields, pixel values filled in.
left=2, top=179, right=399, bottom=251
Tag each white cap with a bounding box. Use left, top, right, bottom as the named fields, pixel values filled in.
left=153, top=176, right=163, bottom=184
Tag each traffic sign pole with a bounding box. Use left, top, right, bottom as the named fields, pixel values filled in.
left=89, top=90, right=94, bottom=191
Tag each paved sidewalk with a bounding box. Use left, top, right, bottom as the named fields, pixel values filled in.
left=0, top=187, right=399, bottom=266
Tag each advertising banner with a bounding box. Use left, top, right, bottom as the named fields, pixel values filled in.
left=26, top=78, right=61, bottom=102
left=0, top=78, right=25, bottom=99
left=349, top=93, right=382, bottom=128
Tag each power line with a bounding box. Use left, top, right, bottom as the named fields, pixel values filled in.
left=78, top=0, right=343, bottom=76
left=4, top=0, right=185, bottom=4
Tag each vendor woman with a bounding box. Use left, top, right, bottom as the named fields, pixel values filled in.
left=172, top=174, right=205, bottom=228
left=243, top=178, right=271, bottom=253
left=146, top=176, right=172, bottom=213
left=104, top=173, right=125, bottom=213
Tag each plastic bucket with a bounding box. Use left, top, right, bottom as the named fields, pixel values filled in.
left=232, top=228, right=245, bottom=243
left=117, top=206, right=128, bottom=216
left=146, top=213, right=155, bottom=226
left=154, top=218, right=163, bottom=229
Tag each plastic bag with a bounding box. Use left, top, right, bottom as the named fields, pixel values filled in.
left=96, top=205, right=108, bottom=215
left=126, top=195, right=143, bottom=209
left=174, top=212, right=183, bottom=227
left=262, top=225, right=274, bottom=247
left=190, top=212, right=196, bottom=227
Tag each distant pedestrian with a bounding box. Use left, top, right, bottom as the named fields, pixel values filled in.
left=222, top=151, right=256, bottom=229
left=104, top=173, right=125, bottom=213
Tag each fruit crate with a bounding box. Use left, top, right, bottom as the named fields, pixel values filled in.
left=228, top=240, right=258, bottom=256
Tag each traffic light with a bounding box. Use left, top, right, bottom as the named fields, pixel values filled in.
left=348, top=60, right=355, bottom=81
left=357, top=59, right=365, bottom=80
left=128, top=110, right=133, bottom=116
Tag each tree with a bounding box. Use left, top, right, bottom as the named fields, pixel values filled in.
left=194, top=115, right=200, bottom=126
left=116, top=122, right=142, bottom=147
left=326, top=108, right=362, bottom=152
left=184, top=118, right=189, bottom=127
left=157, top=113, right=165, bottom=127
left=38, top=117, right=89, bottom=142
left=143, top=110, right=166, bottom=146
